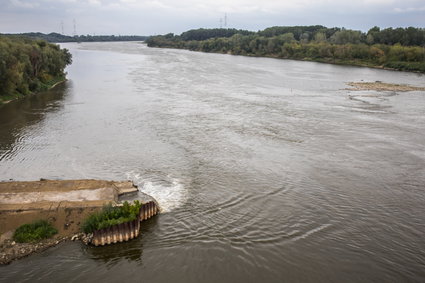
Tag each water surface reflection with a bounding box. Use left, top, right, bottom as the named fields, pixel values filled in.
left=0, top=42, right=424, bottom=282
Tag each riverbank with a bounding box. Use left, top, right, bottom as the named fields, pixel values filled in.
left=0, top=232, right=73, bottom=265
left=232, top=52, right=425, bottom=74
left=0, top=179, right=139, bottom=264
left=146, top=26, right=425, bottom=73
left=148, top=44, right=425, bottom=74
left=0, top=77, right=67, bottom=105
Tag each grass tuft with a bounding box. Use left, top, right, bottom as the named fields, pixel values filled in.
left=81, top=201, right=142, bottom=234
left=13, top=220, right=58, bottom=243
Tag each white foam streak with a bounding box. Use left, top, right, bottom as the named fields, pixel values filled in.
left=127, top=172, right=187, bottom=213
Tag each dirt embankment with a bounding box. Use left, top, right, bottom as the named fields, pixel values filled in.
left=0, top=179, right=138, bottom=264
left=346, top=81, right=425, bottom=92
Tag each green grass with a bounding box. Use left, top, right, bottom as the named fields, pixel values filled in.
left=13, top=220, right=58, bottom=243
left=82, top=201, right=142, bottom=234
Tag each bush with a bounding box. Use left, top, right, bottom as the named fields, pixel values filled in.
left=82, top=201, right=142, bottom=234
left=13, top=220, right=58, bottom=243
left=384, top=61, right=425, bottom=72
left=0, top=35, right=72, bottom=99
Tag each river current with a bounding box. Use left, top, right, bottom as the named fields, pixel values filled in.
left=0, top=42, right=424, bottom=282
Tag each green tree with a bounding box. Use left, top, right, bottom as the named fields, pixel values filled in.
left=0, top=35, right=72, bottom=100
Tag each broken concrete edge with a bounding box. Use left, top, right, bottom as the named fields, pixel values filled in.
left=112, top=181, right=138, bottom=196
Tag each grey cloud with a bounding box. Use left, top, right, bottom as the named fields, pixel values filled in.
left=1, top=0, right=424, bottom=35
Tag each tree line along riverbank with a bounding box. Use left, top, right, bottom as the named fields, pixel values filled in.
left=146, top=26, right=425, bottom=73
left=0, top=35, right=72, bottom=104
left=3, top=32, right=148, bottom=43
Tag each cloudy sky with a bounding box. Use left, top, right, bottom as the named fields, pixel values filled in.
left=1, top=0, right=424, bottom=35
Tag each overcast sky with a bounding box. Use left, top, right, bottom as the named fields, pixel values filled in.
left=1, top=0, right=424, bottom=35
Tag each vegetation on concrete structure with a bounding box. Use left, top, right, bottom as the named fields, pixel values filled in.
left=82, top=201, right=142, bottom=234
left=13, top=220, right=58, bottom=243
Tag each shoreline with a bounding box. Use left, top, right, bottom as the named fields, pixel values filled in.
left=0, top=78, right=67, bottom=106
left=0, top=234, right=72, bottom=265
left=148, top=45, right=425, bottom=74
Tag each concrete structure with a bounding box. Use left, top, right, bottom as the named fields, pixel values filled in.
left=0, top=179, right=139, bottom=236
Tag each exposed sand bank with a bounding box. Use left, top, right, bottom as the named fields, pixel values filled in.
left=346, top=81, right=425, bottom=92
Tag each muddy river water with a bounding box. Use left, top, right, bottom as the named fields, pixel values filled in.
left=0, top=42, right=424, bottom=282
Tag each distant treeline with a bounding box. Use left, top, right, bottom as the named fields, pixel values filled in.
left=3, top=32, right=149, bottom=43
left=146, top=26, right=425, bottom=73
left=0, top=35, right=72, bottom=102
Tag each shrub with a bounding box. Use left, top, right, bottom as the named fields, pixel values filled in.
left=0, top=35, right=72, bottom=98
left=82, top=201, right=142, bottom=234
left=384, top=61, right=425, bottom=72
left=13, top=220, right=58, bottom=243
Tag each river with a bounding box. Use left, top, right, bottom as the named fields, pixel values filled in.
left=1, top=42, right=424, bottom=282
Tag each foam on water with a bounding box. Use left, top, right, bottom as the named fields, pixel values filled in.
left=126, top=172, right=187, bottom=213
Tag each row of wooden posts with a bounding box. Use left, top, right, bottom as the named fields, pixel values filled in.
left=91, top=201, right=159, bottom=246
